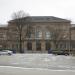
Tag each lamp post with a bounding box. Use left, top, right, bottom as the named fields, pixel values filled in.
left=69, top=28, right=71, bottom=55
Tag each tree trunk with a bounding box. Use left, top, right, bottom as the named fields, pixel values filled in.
left=19, top=30, right=24, bottom=53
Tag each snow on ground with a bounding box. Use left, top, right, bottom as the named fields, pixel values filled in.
left=0, top=66, right=75, bottom=75
left=0, top=54, right=75, bottom=70
left=0, top=54, right=75, bottom=75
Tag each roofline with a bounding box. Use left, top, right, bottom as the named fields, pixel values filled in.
left=8, top=16, right=71, bottom=23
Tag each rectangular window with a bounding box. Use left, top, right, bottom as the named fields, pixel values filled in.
left=71, top=41, right=75, bottom=48
left=27, top=33, right=32, bottom=38
left=0, top=33, right=7, bottom=40
left=45, top=31, right=51, bottom=39
left=35, top=31, right=42, bottom=38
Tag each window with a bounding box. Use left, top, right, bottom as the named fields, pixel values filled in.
left=71, top=41, right=75, bottom=48
left=35, top=31, right=42, bottom=38
left=45, top=31, right=51, bottom=39
left=59, top=42, right=66, bottom=50
left=27, top=33, right=32, bottom=38
left=0, top=33, right=6, bottom=40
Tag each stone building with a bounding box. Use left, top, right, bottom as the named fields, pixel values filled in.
left=7, top=16, right=71, bottom=53
left=1, top=16, right=75, bottom=53
left=0, top=25, right=8, bottom=49
left=70, top=26, right=75, bottom=54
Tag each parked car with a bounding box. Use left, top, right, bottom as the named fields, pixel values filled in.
left=50, top=50, right=69, bottom=55
left=0, top=50, right=13, bottom=55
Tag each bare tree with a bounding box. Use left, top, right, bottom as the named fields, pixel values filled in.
left=12, top=10, right=29, bottom=19
left=51, top=28, right=68, bottom=50
left=11, top=10, right=32, bottom=53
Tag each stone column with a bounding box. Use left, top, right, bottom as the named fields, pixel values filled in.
left=23, top=41, right=27, bottom=53
left=41, top=41, right=46, bottom=53
left=51, top=41, right=55, bottom=50
left=32, top=41, right=36, bottom=52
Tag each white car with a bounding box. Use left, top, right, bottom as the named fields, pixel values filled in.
left=0, top=50, right=13, bottom=55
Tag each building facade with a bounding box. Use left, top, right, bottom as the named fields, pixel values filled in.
left=0, top=25, right=8, bottom=50
left=0, top=16, right=75, bottom=53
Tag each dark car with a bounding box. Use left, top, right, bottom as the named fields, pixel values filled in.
left=50, top=50, right=69, bottom=55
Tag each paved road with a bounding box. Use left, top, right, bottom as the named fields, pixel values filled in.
left=0, top=66, right=75, bottom=75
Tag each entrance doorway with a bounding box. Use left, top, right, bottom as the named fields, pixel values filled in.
left=27, top=41, right=32, bottom=50
left=36, top=41, right=41, bottom=51
left=45, top=41, right=51, bottom=50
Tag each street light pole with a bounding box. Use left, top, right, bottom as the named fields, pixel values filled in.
left=69, top=28, right=71, bottom=55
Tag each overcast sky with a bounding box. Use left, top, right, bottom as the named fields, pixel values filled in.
left=0, top=0, right=75, bottom=24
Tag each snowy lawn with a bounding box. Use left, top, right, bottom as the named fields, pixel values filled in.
left=0, top=66, right=75, bottom=75
left=0, top=54, right=75, bottom=70
left=0, top=54, right=75, bottom=75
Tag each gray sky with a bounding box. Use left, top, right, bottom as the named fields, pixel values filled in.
left=0, top=0, right=75, bottom=24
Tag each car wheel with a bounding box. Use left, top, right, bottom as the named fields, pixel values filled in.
left=8, top=53, right=12, bottom=55
left=65, top=54, right=68, bottom=56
